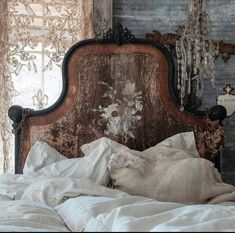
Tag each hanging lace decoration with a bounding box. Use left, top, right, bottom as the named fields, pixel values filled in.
left=176, top=0, right=219, bottom=111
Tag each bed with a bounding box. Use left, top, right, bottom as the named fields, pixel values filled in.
left=3, top=24, right=234, bottom=232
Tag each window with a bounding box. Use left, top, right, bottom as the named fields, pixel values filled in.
left=9, top=1, right=88, bottom=109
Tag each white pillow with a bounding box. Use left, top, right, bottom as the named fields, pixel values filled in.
left=32, top=138, right=113, bottom=186
left=107, top=132, right=235, bottom=204
left=144, top=131, right=200, bottom=159
left=78, top=133, right=200, bottom=189
left=81, top=132, right=200, bottom=160
left=108, top=150, right=235, bottom=204
left=80, top=137, right=127, bottom=156
left=23, top=140, right=67, bottom=175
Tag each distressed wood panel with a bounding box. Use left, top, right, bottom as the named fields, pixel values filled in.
left=113, top=0, right=235, bottom=184
left=20, top=41, right=208, bottom=173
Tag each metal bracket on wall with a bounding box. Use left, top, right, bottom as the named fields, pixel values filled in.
left=217, top=84, right=235, bottom=117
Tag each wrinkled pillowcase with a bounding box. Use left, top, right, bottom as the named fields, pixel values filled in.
left=144, top=131, right=200, bottom=159
left=80, top=137, right=127, bottom=156
left=108, top=147, right=235, bottom=204
left=81, top=132, right=200, bottom=160
left=23, top=140, right=67, bottom=175
left=28, top=138, right=113, bottom=186
left=24, top=132, right=200, bottom=188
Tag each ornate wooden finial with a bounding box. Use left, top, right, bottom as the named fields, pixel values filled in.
left=103, top=23, right=136, bottom=45
left=8, top=106, right=32, bottom=134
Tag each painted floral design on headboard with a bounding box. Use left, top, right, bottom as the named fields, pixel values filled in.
left=95, top=79, right=143, bottom=139
left=27, top=51, right=168, bottom=160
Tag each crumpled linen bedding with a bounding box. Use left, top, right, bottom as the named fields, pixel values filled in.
left=0, top=174, right=128, bottom=232
left=0, top=200, right=69, bottom=232
left=0, top=171, right=235, bottom=232
left=0, top=134, right=235, bottom=232
left=56, top=195, right=235, bottom=232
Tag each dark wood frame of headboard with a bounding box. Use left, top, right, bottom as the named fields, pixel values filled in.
left=8, top=24, right=226, bottom=174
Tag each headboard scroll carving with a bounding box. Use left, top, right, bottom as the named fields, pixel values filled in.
left=103, top=23, right=136, bottom=45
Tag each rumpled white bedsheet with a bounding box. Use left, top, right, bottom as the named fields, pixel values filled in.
left=0, top=174, right=67, bottom=232
left=0, top=173, right=235, bottom=232
left=56, top=195, right=235, bottom=232
left=1, top=141, right=235, bottom=233
left=0, top=200, right=69, bottom=232
left=0, top=173, right=128, bottom=232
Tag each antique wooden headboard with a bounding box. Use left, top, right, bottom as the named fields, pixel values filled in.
left=8, top=25, right=226, bottom=174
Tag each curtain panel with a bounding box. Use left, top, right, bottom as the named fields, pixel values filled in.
left=0, top=1, right=13, bottom=173
left=0, top=0, right=95, bottom=173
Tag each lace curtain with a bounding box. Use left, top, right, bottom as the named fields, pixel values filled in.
left=0, top=0, right=95, bottom=173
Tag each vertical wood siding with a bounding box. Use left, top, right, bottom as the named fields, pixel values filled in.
left=113, top=0, right=235, bottom=185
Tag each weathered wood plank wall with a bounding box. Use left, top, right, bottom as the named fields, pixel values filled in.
left=113, top=0, right=235, bottom=185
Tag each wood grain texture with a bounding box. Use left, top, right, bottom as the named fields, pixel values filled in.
left=113, top=0, right=235, bottom=184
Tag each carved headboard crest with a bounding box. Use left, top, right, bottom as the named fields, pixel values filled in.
left=103, top=23, right=136, bottom=45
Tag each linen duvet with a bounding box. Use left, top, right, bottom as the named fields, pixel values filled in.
left=0, top=133, right=235, bottom=232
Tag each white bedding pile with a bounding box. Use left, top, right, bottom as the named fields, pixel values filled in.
left=0, top=134, right=234, bottom=232
left=0, top=200, right=69, bottom=232
left=56, top=195, right=235, bottom=232
left=0, top=173, right=128, bottom=232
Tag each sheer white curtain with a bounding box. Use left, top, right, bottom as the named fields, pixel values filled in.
left=0, top=0, right=95, bottom=173
left=0, top=1, right=13, bottom=173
